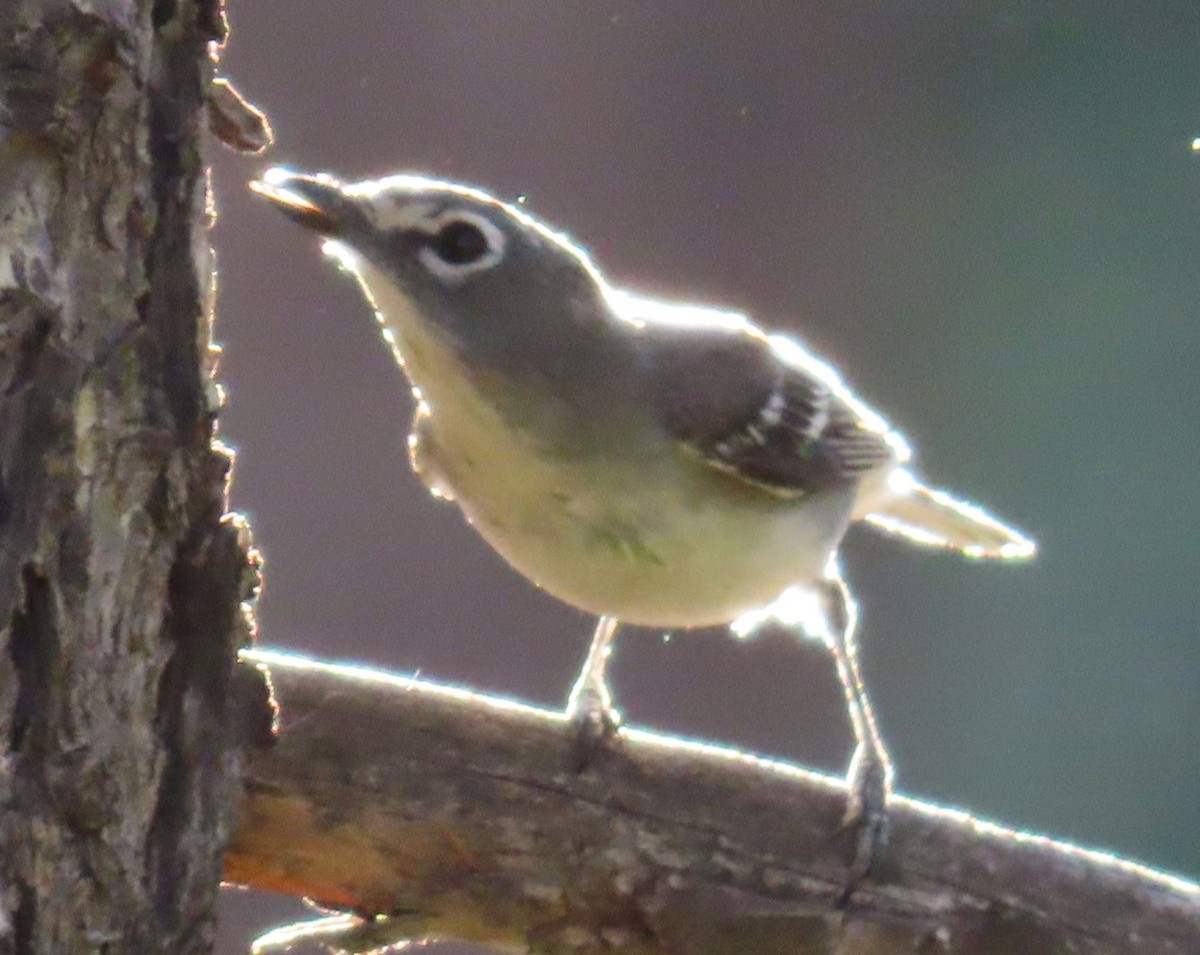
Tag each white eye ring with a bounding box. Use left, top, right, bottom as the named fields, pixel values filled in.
left=417, top=210, right=506, bottom=282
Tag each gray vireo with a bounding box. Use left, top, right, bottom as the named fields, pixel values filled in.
left=252, top=167, right=1035, bottom=880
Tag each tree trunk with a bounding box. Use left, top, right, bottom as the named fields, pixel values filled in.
left=0, top=2, right=261, bottom=952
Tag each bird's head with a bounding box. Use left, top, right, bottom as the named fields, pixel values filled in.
left=251, top=168, right=610, bottom=377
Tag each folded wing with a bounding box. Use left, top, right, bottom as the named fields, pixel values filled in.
left=619, top=291, right=1035, bottom=560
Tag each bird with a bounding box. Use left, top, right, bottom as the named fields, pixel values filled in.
left=251, top=166, right=1035, bottom=879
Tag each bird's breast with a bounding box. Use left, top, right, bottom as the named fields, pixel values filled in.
left=415, top=386, right=856, bottom=629
left=360, top=267, right=857, bottom=626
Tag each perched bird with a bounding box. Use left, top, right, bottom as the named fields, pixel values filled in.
left=252, top=167, right=1035, bottom=877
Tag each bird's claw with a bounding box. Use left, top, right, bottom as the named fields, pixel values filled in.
left=567, top=687, right=622, bottom=772
left=839, top=743, right=892, bottom=899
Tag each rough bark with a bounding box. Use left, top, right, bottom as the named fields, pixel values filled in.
left=229, top=650, right=1200, bottom=955
left=0, top=2, right=262, bottom=952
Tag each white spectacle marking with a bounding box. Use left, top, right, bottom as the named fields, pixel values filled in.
left=345, top=171, right=606, bottom=279
left=416, top=210, right=507, bottom=283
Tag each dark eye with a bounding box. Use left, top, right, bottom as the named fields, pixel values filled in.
left=429, top=219, right=490, bottom=265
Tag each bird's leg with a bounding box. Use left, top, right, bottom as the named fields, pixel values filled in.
left=815, top=565, right=894, bottom=889
left=566, top=615, right=622, bottom=768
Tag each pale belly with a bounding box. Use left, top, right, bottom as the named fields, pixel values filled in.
left=370, top=270, right=856, bottom=627
left=415, top=408, right=856, bottom=629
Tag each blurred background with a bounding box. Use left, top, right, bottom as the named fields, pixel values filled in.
left=210, top=3, right=1200, bottom=952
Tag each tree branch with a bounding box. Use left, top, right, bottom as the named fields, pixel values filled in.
left=227, top=649, right=1200, bottom=954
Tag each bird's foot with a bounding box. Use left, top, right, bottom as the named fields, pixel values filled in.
left=838, top=743, right=892, bottom=901
left=566, top=685, right=622, bottom=772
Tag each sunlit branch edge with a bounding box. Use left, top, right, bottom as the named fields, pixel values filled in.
left=226, top=646, right=1200, bottom=955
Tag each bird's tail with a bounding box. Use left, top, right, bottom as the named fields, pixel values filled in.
left=861, top=474, right=1035, bottom=560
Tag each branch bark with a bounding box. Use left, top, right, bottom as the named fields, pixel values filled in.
left=228, top=649, right=1200, bottom=955
left=0, top=3, right=262, bottom=952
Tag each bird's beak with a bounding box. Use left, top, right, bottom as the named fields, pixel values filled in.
left=250, top=168, right=366, bottom=238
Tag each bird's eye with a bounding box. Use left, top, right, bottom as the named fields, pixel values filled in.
left=429, top=219, right=490, bottom=265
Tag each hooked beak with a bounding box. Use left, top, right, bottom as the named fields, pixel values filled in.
left=250, top=167, right=367, bottom=238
